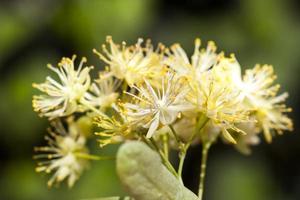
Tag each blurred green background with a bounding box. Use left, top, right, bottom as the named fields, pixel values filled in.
left=0, top=0, right=300, bottom=199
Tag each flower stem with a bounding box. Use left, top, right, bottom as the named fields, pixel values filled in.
left=169, top=124, right=181, bottom=145
left=198, top=142, right=211, bottom=199
left=149, top=138, right=178, bottom=178
left=186, top=116, right=209, bottom=150
left=121, top=81, right=128, bottom=98
left=80, top=99, right=108, bottom=118
left=177, top=149, right=186, bottom=184
left=74, top=152, right=114, bottom=161
left=198, top=133, right=217, bottom=199
left=177, top=117, right=210, bottom=185
left=162, top=134, right=169, bottom=160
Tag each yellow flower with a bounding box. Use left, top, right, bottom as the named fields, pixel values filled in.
left=84, top=72, right=121, bottom=110
left=122, top=72, right=194, bottom=138
left=165, top=38, right=220, bottom=77
left=32, top=56, right=93, bottom=119
left=93, top=36, right=166, bottom=86
left=34, top=119, right=90, bottom=188
left=94, top=114, right=131, bottom=147
left=255, top=93, right=293, bottom=143
left=211, top=54, right=243, bottom=87
left=195, top=69, right=250, bottom=144
left=241, top=65, right=280, bottom=104
left=240, top=65, right=293, bottom=142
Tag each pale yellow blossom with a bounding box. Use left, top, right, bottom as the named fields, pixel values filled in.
left=84, top=72, right=121, bottom=110
left=34, top=119, right=90, bottom=188
left=123, top=72, right=194, bottom=138
left=32, top=56, right=93, bottom=119
left=93, top=36, right=166, bottom=86
left=165, top=38, right=220, bottom=78
left=255, top=93, right=293, bottom=143
left=195, top=70, right=250, bottom=144
left=240, top=65, right=293, bottom=142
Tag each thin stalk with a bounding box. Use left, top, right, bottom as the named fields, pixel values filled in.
left=80, top=99, right=108, bottom=118
left=184, top=117, right=209, bottom=152
left=141, top=135, right=156, bottom=150
left=194, top=117, right=209, bottom=141
left=169, top=124, right=181, bottom=145
left=121, top=81, right=128, bottom=98
left=149, top=138, right=178, bottom=178
left=198, top=133, right=218, bottom=199
left=122, top=80, right=128, bottom=92
left=74, top=152, right=114, bottom=161
left=169, top=124, right=186, bottom=184
left=162, top=134, right=169, bottom=160
left=198, top=142, right=211, bottom=199
left=177, top=117, right=210, bottom=184
left=141, top=134, right=176, bottom=175
left=177, top=150, right=186, bottom=185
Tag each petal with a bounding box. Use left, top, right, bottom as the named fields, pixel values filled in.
left=146, top=114, right=160, bottom=138
left=222, top=128, right=237, bottom=144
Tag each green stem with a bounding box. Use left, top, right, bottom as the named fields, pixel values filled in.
left=194, top=116, right=209, bottom=141
left=149, top=138, right=178, bottom=178
left=177, top=117, right=210, bottom=185
left=169, top=124, right=185, bottom=184
left=122, top=80, right=128, bottom=92
left=162, top=134, right=169, bottom=160
left=185, top=117, right=209, bottom=152
left=198, top=133, right=218, bottom=199
left=198, top=142, right=211, bottom=199
left=169, top=124, right=181, bottom=145
left=141, top=135, right=155, bottom=150
left=74, top=152, right=114, bottom=161
left=80, top=99, right=108, bottom=118
left=121, top=80, right=128, bottom=98
left=177, top=150, right=186, bottom=185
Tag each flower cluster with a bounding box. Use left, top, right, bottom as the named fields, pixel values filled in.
left=34, top=118, right=90, bottom=188
left=32, top=36, right=293, bottom=190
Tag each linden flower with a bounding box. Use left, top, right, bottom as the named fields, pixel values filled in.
left=32, top=55, right=93, bottom=119
left=196, top=71, right=250, bottom=144
left=94, top=115, right=131, bottom=147
left=123, top=73, right=194, bottom=138
left=211, top=54, right=243, bottom=87
left=238, top=65, right=293, bottom=142
left=93, top=36, right=166, bottom=86
left=84, top=72, right=121, bottom=110
left=212, top=60, right=293, bottom=143
left=255, top=93, right=293, bottom=143
left=241, top=65, right=280, bottom=103
left=34, top=120, right=90, bottom=188
left=165, top=38, right=220, bottom=77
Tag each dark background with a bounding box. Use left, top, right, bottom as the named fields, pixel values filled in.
left=0, top=0, right=299, bottom=199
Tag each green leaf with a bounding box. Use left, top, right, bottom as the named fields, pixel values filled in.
left=116, top=141, right=199, bottom=200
